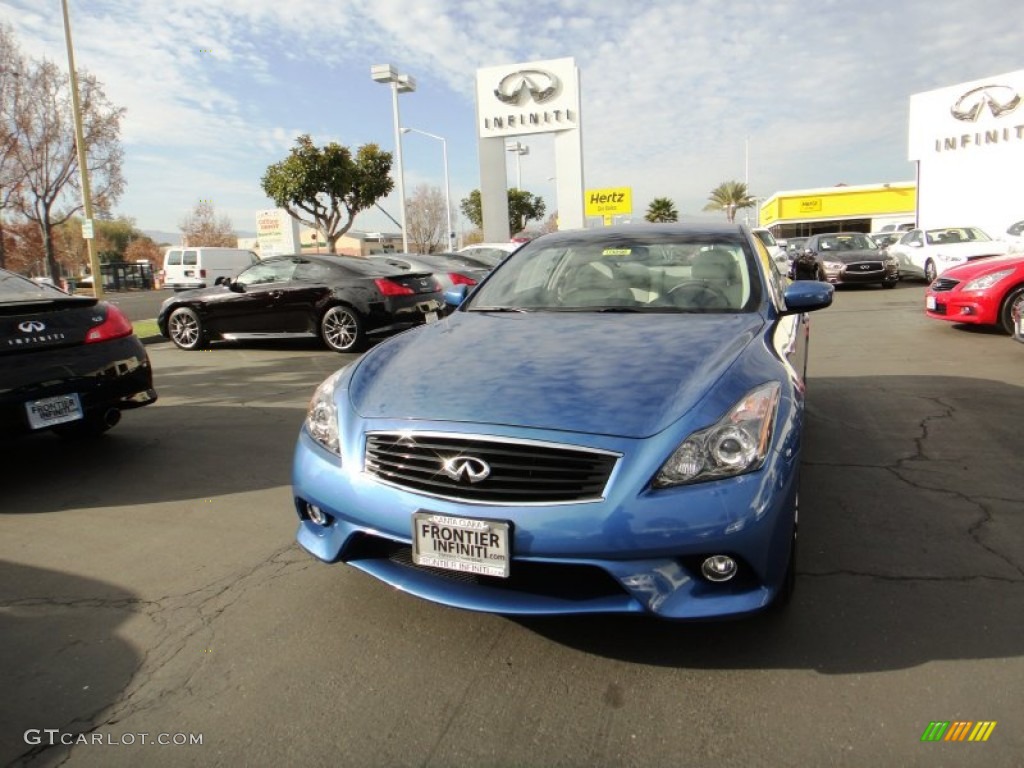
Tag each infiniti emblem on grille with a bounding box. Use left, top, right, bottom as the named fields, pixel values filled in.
left=859, top=264, right=871, bottom=270
left=18, top=320, right=46, bottom=332
left=441, top=456, right=491, bottom=483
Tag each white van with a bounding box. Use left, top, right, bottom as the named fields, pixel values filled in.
left=162, top=247, right=260, bottom=291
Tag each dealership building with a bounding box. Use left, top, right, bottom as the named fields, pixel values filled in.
left=760, top=68, right=1023, bottom=239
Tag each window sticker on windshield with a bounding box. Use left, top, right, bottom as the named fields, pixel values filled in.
left=602, top=248, right=632, bottom=256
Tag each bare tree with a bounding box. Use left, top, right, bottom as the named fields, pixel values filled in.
left=179, top=200, right=236, bottom=246
left=11, top=58, right=125, bottom=278
left=0, top=22, right=27, bottom=270
left=406, top=184, right=448, bottom=253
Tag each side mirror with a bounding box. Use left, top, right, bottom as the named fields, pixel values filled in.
left=214, top=276, right=229, bottom=286
left=228, top=281, right=245, bottom=293
left=782, top=280, right=834, bottom=315
left=444, top=284, right=468, bottom=307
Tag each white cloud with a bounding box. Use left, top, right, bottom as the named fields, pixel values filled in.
left=2, top=0, right=1022, bottom=229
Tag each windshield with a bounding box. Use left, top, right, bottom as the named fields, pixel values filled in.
left=924, top=227, right=992, bottom=245
left=817, top=233, right=877, bottom=251
left=466, top=233, right=759, bottom=313
left=0, top=269, right=71, bottom=301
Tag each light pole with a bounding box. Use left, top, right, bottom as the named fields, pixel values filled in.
left=506, top=141, right=529, bottom=190
left=371, top=64, right=416, bottom=253
left=62, top=0, right=103, bottom=297
left=401, top=127, right=452, bottom=253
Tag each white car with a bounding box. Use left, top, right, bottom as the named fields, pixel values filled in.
left=456, top=242, right=520, bottom=268
left=886, top=226, right=1007, bottom=282
left=1003, top=219, right=1024, bottom=254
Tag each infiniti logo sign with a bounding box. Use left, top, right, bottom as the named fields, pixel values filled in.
left=951, top=85, right=1021, bottom=122
left=18, top=321, right=46, bottom=333
left=441, top=456, right=491, bottom=484
left=494, top=69, right=560, bottom=106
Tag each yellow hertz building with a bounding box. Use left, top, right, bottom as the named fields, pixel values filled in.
left=758, top=182, right=917, bottom=238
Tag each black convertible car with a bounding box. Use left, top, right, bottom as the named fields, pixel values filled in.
left=0, top=268, right=157, bottom=438
left=157, top=254, right=445, bottom=352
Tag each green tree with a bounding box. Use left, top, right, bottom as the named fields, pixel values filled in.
left=459, top=189, right=546, bottom=237
left=261, top=134, right=393, bottom=253
left=645, top=197, right=679, bottom=223
left=703, top=181, right=755, bottom=222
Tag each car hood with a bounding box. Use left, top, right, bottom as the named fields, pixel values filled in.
left=349, top=311, right=764, bottom=439
left=938, top=252, right=1024, bottom=281
left=930, top=240, right=1008, bottom=257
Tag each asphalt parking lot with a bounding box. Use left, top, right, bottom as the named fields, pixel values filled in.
left=1, top=281, right=1022, bottom=767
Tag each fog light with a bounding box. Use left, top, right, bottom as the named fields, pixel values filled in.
left=307, top=503, right=331, bottom=526
left=959, top=306, right=973, bottom=315
left=701, top=555, right=738, bottom=582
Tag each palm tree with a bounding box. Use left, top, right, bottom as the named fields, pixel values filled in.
left=645, top=197, right=679, bottom=223
left=703, top=181, right=756, bottom=222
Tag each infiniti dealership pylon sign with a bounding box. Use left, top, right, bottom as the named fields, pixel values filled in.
left=908, top=68, right=1024, bottom=235
left=475, top=57, right=584, bottom=240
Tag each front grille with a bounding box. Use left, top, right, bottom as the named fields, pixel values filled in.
left=346, top=534, right=627, bottom=601
left=931, top=302, right=948, bottom=315
left=845, top=261, right=884, bottom=272
left=364, top=431, right=619, bottom=504
left=931, top=277, right=959, bottom=292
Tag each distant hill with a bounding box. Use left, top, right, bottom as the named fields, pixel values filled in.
left=142, top=230, right=256, bottom=246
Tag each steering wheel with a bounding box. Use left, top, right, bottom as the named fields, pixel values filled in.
left=667, top=281, right=731, bottom=309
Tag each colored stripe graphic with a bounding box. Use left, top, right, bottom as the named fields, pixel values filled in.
left=945, top=721, right=972, bottom=741
left=921, top=721, right=997, bottom=742
left=968, top=722, right=997, bottom=742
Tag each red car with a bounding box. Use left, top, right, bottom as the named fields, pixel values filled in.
left=924, top=253, right=1024, bottom=334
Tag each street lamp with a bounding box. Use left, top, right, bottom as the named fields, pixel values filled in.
left=401, top=127, right=452, bottom=253
left=506, top=141, right=529, bottom=189
left=371, top=64, right=416, bottom=253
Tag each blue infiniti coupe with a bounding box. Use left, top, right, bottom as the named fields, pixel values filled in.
left=292, top=224, right=833, bottom=619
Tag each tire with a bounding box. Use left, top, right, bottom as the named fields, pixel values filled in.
left=320, top=305, right=365, bottom=353
left=881, top=279, right=897, bottom=289
left=923, top=259, right=937, bottom=284
left=998, top=285, right=1024, bottom=335
left=168, top=306, right=206, bottom=350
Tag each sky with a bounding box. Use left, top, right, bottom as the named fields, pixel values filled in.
left=2, top=0, right=1023, bottom=240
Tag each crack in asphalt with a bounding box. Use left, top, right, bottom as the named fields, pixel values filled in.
left=806, top=393, right=1023, bottom=581
left=9, top=543, right=310, bottom=767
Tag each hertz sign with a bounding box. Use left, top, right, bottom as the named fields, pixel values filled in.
left=585, top=187, right=632, bottom=217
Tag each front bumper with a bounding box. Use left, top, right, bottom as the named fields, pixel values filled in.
left=0, top=335, right=157, bottom=435
left=924, top=292, right=999, bottom=326
left=291, top=419, right=800, bottom=620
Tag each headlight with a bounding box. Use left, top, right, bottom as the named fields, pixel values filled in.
left=306, top=369, right=345, bottom=456
left=884, top=255, right=898, bottom=266
left=653, top=382, right=781, bottom=488
left=823, top=260, right=843, bottom=270
left=936, top=253, right=960, bottom=262
left=963, top=269, right=1014, bottom=291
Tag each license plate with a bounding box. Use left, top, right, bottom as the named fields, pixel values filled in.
left=412, top=512, right=510, bottom=578
left=26, top=393, right=83, bottom=429
left=926, top=295, right=936, bottom=310
left=424, top=311, right=439, bottom=323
